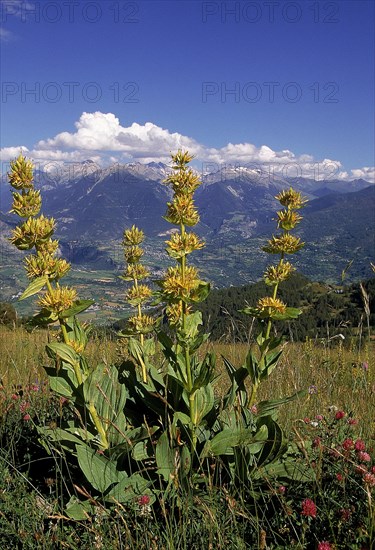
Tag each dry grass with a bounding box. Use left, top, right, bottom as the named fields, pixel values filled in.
left=0, top=325, right=119, bottom=388
left=1, top=325, right=374, bottom=438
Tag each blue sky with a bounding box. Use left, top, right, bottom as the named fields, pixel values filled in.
left=0, top=0, right=374, bottom=180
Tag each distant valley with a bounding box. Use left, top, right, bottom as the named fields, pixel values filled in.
left=1, top=160, right=374, bottom=319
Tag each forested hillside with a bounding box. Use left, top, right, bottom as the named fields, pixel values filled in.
left=198, top=274, right=375, bottom=342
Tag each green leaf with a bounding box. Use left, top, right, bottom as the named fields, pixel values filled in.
left=202, top=428, right=258, bottom=458
left=131, top=441, right=149, bottom=461
left=38, top=426, right=88, bottom=450
left=19, top=276, right=47, bottom=301
left=77, top=444, right=124, bottom=492
left=183, top=310, right=203, bottom=338
left=105, top=474, right=154, bottom=504
left=272, top=307, right=302, bottom=320
left=257, top=334, right=282, bottom=354
left=191, top=356, right=215, bottom=392
left=240, top=306, right=259, bottom=317
left=66, top=496, right=95, bottom=520
left=155, top=431, right=175, bottom=481
left=259, top=350, right=283, bottom=381
left=173, top=411, right=191, bottom=426
left=254, top=416, right=286, bottom=469
left=255, top=459, right=315, bottom=482
left=83, top=363, right=126, bottom=427
left=47, top=373, right=76, bottom=397
left=257, top=390, right=307, bottom=419
left=192, top=384, right=214, bottom=425
left=222, top=357, right=248, bottom=408
left=245, top=351, right=259, bottom=386
left=59, top=299, right=94, bottom=318
left=27, top=308, right=58, bottom=327
left=190, top=281, right=211, bottom=303
left=46, top=342, right=79, bottom=366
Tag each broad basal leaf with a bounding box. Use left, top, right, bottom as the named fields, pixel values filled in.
left=77, top=444, right=125, bottom=493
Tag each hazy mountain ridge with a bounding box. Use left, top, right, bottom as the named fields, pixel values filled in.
left=0, top=161, right=374, bottom=287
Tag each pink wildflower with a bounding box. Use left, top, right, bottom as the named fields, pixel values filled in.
left=138, top=495, right=150, bottom=506
left=250, top=404, right=258, bottom=414
left=342, top=438, right=354, bottom=451
left=335, top=410, right=345, bottom=420
left=362, top=362, right=369, bottom=371
left=363, top=473, right=375, bottom=487
left=318, top=542, right=332, bottom=550
left=19, top=401, right=30, bottom=413
left=11, top=393, right=20, bottom=400
left=336, top=473, right=344, bottom=482
left=278, top=486, right=286, bottom=494
left=301, top=498, right=317, bottom=518
left=355, top=439, right=366, bottom=451
left=315, top=415, right=324, bottom=421
left=23, top=414, right=31, bottom=421
left=357, top=451, right=371, bottom=462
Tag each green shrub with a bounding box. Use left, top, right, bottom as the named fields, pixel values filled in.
left=0, top=302, right=17, bottom=326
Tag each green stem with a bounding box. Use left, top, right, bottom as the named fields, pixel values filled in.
left=248, top=382, right=258, bottom=408
left=47, top=277, right=106, bottom=447
left=180, top=222, right=196, bottom=453
left=134, top=276, right=147, bottom=383
left=45, top=277, right=83, bottom=386
left=87, top=402, right=109, bottom=450
left=251, top=253, right=284, bottom=407
left=265, top=280, right=280, bottom=340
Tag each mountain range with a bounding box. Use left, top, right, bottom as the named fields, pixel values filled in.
left=0, top=160, right=374, bottom=304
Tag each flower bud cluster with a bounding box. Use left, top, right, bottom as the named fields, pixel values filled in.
left=162, top=265, right=200, bottom=301
left=166, top=231, right=204, bottom=259
left=163, top=151, right=202, bottom=228
left=38, top=285, right=77, bottom=314
left=25, top=252, right=70, bottom=280
left=11, top=189, right=42, bottom=218
left=8, top=155, right=34, bottom=190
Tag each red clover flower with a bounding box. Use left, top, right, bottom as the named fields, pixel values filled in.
left=301, top=498, right=317, bottom=518
left=355, top=439, right=366, bottom=451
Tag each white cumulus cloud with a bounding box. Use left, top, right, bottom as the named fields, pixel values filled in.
left=0, top=111, right=374, bottom=183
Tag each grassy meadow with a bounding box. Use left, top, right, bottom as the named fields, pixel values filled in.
left=1, top=324, right=374, bottom=549
left=1, top=155, right=374, bottom=549
left=1, top=325, right=374, bottom=437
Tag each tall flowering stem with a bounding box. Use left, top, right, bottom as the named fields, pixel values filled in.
left=159, top=151, right=207, bottom=453
left=8, top=155, right=73, bottom=337
left=261, top=188, right=306, bottom=339
left=121, top=225, right=154, bottom=382
left=243, top=187, right=307, bottom=406
left=8, top=154, right=108, bottom=449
